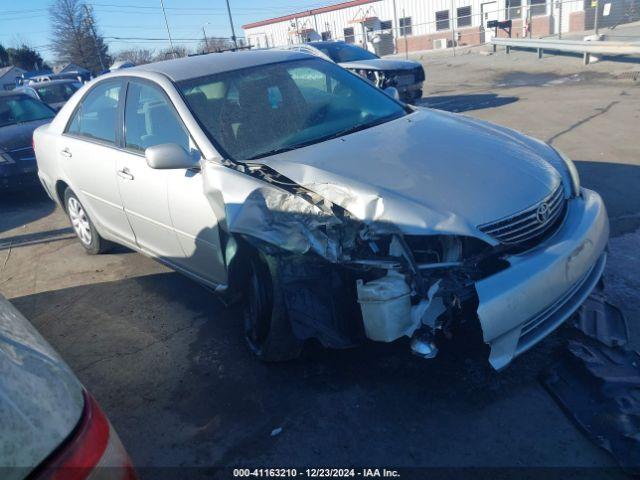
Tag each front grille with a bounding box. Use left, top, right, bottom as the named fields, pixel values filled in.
left=478, top=183, right=566, bottom=245
left=8, top=146, right=36, bottom=162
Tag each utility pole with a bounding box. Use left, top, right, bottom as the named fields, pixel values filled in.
left=83, top=4, right=105, bottom=71
left=557, top=0, right=563, bottom=39
left=450, top=0, right=456, bottom=57
left=225, top=0, right=238, bottom=50
left=403, top=8, right=408, bottom=59
left=202, top=26, right=210, bottom=52
left=594, top=0, right=600, bottom=35
left=159, top=0, right=176, bottom=57
left=392, top=0, right=398, bottom=53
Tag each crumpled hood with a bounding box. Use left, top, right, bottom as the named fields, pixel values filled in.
left=0, top=119, right=51, bottom=152
left=259, top=108, right=562, bottom=238
left=338, top=58, right=422, bottom=71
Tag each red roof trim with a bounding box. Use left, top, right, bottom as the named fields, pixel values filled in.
left=242, top=0, right=380, bottom=30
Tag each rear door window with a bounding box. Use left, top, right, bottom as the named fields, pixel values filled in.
left=66, top=81, right=121, bottom=145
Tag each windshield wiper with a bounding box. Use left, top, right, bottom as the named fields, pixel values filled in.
left=247, top=137, right=333, bottom=160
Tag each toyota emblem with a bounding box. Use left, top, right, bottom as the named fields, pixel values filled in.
left=536, top=202, right=550, bottom=224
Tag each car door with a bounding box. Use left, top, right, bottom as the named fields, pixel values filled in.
left=60, top=79, right=136, bottom=245
left=118, top=79, right=225, bottom=286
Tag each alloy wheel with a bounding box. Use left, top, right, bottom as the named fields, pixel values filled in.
left=67, top=197, right=92, bottom=246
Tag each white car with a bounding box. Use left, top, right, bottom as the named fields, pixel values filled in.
left=283, top=41, right=425, bottom=103
left=0, top=294, right=137, bottom=479
left=34, top=50, right=608, bottom=370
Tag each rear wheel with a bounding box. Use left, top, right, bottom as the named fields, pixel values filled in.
left=64, top=189, right=111, bottom=255
left=243, top=252, right=303, bottom=362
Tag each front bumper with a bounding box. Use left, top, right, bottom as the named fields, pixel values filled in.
left=0, top=164, right=40, bottom=191
left=475, top=188, right=609, bottom=370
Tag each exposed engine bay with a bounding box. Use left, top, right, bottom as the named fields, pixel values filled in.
left=212, top=159, right=511, bottom=363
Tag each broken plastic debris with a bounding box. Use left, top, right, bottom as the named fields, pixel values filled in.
left=541, top=337, right=640, bottom=469
left=572, top=290, right=629, bottom=348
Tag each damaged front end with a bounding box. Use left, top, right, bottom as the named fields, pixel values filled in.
left=202, top=158, right=511, bottom=363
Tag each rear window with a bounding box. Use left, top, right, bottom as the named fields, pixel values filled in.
left=36, top=82, right=80, bottom=104
left=0, top=96, right=55, bottom=127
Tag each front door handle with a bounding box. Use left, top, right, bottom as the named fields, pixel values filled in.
left=117, top=168, right=134, bottom=181
left=60, top=148, right=72, bottom=158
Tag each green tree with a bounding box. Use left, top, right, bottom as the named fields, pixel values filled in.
left=6, top=45, right=47, bottom=70
left=0, top=45, right=9, bottom=67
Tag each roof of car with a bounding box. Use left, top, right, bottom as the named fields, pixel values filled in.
left=130, top=49, right=309, bottom=82
left=24, top=79, right=79, bottom=88
left=307, top=41, right=346, bottom=47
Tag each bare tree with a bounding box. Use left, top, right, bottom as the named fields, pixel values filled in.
left=49, top=0, right=110, bottom=73
left=155, top=45, right=190, bottom=61
left=116, top=48, right=155, bottom=66
left=199, top=37, right=234, bottom=53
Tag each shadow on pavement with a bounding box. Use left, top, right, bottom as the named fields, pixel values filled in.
left=0, top=187, right=55, bottom=235
left=576, top=160, right=640, bottom=237
left=419, top=93, right=519, bottom=112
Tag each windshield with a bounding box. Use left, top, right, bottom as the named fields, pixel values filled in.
left=35, top=82, right=80, bottom=104
left=314, top=42, right=379, bottom=63
left=179, top=58, right=406, bottom=161
left=0, top=96, right=55, bottom=127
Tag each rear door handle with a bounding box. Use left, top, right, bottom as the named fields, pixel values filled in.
left=117, top=168, right=134, bottom=181
left=60, top=148, right=72, bottom=158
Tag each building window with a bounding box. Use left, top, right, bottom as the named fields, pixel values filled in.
left=380, top=20, right=393, bottom=30
left=528, top=0, right=547, bottom=17
left=435, top=10, right=450, bottom=30
left=457, top=6, right=472, bottom=27
left=321, top=30, right=332, bottom=40
left=399, top=17, right=412, bottom=35
left=506, top=0, right=522, bottom=19
left=343, top=27, right=355, bottom=43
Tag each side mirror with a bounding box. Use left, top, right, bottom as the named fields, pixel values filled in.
left=145, top=143, right=199, bottom=170
left=383, top=86, right=400, bottom=101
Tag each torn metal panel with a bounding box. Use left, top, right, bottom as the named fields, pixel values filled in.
left=573, top=289, right=629, bottom=348
left=201, top=159, right=355, bottom=263
left=541, top=337, right=640, bottom=470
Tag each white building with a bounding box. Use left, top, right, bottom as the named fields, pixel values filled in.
left=243, top=0, right=604, bottom=54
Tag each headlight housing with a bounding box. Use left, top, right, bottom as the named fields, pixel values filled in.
left=553, top=148, right=580, bottom=197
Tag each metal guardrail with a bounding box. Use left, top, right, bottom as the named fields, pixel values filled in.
left=491, top=37, right=640, bottom=64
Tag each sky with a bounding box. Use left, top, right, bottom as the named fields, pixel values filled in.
left=0, top=0, right=330, bottom=64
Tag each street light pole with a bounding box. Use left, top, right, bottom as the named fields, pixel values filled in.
left=225, top=0, right=239, bottom=50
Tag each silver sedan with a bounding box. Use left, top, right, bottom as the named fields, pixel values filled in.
left=34, top=50, right=608, bottom=370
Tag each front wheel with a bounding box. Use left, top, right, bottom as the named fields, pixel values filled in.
left=243, top=252, right=303, bottom=362
left=64, top=189, right=111, bottom=255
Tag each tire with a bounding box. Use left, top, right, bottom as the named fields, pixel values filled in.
left=64, top=188, right=112, bottom=255
left=243, top=251, right=303, bottom=362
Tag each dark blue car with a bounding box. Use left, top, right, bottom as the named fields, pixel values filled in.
left=0, top=92, right=55, bottom=192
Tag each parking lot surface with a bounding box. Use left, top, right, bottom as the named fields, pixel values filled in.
left=1, top=50, right=638, bottom=476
